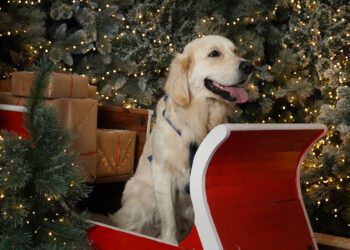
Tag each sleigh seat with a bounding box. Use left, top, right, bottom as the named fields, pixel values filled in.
left=87, top=123, right=326, bottom=250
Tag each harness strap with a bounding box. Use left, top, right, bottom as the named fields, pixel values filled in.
left=189, top=143, right=199, bottom=168
left=162, top=94, right=182, bottom=136
left=162, top=110, right=182, bottom=136
left=147, top=143, right=198, bottom=194
left=148, top=94, right=198, bottom=194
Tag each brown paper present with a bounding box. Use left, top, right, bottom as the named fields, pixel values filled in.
left=97, top=106, right=153, bottom=169
left=12, top=72, right=89, bottom=98
left=96, top=129, right=136, bottom=181
left=49, top=98, right=98, bottom=181
left=0, top=79, right=12, bottom=92
left=0, top=94, right=98, bottom=181
left=0, top=92, right=26, bottom=105
left=88, top=85, right=98, bottom=99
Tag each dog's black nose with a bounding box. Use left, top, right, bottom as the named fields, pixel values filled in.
left=239, top=61, right=254, bottom=75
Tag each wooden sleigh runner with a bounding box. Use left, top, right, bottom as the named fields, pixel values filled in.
left=88, top=124, right=326, bottom=250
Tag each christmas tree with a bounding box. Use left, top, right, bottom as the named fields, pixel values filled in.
left=0, top=0, right=349, bottom=237
left=302, top=86, right=350, bottom=237
left=283, top=0, right=349, bottom=237
left=48, top=0, right=197, bottom=107
left=0, top=58, right=91, bottom=249
left=0, top=1, right=46, bottom=79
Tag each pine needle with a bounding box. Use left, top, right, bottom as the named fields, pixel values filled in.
left=24, top=57, right=56, bottom=136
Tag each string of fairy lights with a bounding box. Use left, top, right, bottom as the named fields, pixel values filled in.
left=287, top=0, right=349, bottom=226
left=0, top=134, right=83, bottom=243
left=1, top=0, right=281, bottom=108
left=5, top=0, right=41, bottom=4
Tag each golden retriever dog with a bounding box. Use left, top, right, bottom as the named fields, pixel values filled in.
left=109, top=35, right=254, bottom=244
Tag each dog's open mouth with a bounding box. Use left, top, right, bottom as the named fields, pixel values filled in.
left=204, top=78, right=249, bottom=103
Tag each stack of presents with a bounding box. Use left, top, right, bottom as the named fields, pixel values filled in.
left=0, top=72, right=153, bottom=183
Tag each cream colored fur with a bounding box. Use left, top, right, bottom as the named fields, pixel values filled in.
left=109, top=35, right=248, bottom=244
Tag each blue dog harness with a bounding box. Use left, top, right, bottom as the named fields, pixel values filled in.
left=148, top=94, right=198, bottom=194
left=162, top=94, right=182, bottom=136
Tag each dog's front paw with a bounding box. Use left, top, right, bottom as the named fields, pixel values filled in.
left=161, top=233, right=178, bottom=245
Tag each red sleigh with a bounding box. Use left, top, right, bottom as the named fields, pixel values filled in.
left=87, top=124, right=326, bottom=250
left=0, top=105, right=326, bottom=249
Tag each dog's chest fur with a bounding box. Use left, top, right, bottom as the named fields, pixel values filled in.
left=173, top=97, right=230, bottom=144
left=154, top=97, right=231, bottom=172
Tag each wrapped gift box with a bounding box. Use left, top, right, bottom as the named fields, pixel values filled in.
left=51, top=98, right=98, bottom=182
left=97, top=105, right=153, bottom=170
left=0, top=94, right=98, bottom=181
left=0, top=79, right=12, bottom=92
left=95, top=129, right=136, bottom=182
left=0, top=92, right=25, bottom=105
left=88, top=85, right=98, bottom=99
left=12, top=71, right=89, bottom=98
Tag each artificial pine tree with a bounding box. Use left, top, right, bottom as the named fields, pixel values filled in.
left=0, top=58, right=91, bottom=249
left=194, top=0, right=292, bottom=123
left=47, top=0, right=197, bottom=106
left=282, top=0, right=349, bottom=237
left=282, top=0, right=349, bottom=123
left=97, top=0, right=197, bottom=106
left=302, top=86, right=350, bottom=237
left=0, top=0, right=279, bottom=108
left=0, top=1, right=46, bottom=79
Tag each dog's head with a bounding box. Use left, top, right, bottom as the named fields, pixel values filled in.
left=165, top=35, right=254, bottom=106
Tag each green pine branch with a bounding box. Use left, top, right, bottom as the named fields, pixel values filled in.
left=24, top=57, right=56, bottom=138
left=0, top=58, right=91, bottom=249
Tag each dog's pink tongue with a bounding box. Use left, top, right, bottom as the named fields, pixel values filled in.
left=222, top=86, right=249, bottom=103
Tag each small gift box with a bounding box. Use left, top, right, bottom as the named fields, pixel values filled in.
left=95, top=129, right=136, bottom=182
left=0, top=94, right=98, bottom=181
left=0, top=79, right=12, bottom=92
left=88, top=85, right=98, bottom=100
left=11, top=71, right=89, bottom=98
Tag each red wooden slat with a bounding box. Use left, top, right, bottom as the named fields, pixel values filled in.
left=87, top=225, right=182, bottom=250
left=0, top=109, right=28, bottom=137
left=205, top=129, right=323, bottom=250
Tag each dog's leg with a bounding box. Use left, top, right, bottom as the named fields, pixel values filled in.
left=109, top=180, right=160, bottom=236
left=152, top=159, right=178, bottom=244
left=175, top=191, right=194, bottom=242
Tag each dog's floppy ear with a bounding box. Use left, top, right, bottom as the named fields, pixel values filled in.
left=165, top=53, right=191, bottom=107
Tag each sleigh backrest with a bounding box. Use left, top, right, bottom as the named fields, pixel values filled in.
left=189, top=124, right=326, bottom=250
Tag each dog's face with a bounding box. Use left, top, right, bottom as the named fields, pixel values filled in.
left=165, top=35, right=254, bottom=106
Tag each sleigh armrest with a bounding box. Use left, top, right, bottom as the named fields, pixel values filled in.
left=190, top=124, right=326, bottom=250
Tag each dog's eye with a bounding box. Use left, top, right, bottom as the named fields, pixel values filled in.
left=208, top=50, right=220, bottom=57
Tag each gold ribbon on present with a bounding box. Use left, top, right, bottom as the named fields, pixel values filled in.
left=96, top=130, right=136, bottom=178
